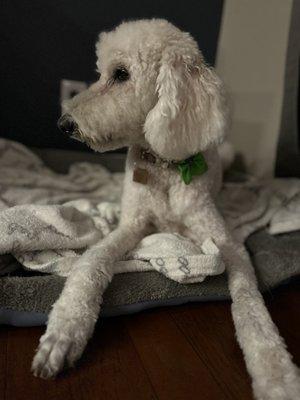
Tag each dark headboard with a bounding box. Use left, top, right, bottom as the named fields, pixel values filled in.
left=0, top=0, right=224, bottom=152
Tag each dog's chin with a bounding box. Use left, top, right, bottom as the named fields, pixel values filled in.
left=88, top=139, right=127, bottom=153
left=72, top=132, right=128, bottom=153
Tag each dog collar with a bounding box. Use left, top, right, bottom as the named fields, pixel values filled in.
left=133, top=148, right=208, bottom=185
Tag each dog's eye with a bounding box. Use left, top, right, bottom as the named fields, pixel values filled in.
left=113, top=67, right=130, bottom=82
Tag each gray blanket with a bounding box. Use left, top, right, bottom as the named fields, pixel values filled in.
left=1, top=229, right=300, bottom=319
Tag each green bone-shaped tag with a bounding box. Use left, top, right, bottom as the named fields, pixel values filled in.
left=177, top=152, right=208, bottom=185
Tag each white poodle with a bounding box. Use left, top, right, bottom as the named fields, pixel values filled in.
left=32, top=19, right=299, bottom=400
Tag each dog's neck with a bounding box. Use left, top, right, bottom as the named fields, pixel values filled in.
left=132, top=145, right=208, bottom=185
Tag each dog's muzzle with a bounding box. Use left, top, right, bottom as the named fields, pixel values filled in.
left=57, top=114, right=78, bottom=136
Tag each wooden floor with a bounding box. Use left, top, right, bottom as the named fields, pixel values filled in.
left=0, top=280, right=299, bottom=400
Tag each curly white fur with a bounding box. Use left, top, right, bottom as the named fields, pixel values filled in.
left=32, top=19, right=300, bottom=399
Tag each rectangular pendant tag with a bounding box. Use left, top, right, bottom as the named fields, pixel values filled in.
left=133, top=168, right=149, bottom=185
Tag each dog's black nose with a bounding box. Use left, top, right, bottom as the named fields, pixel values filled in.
left=57, top=114, right=78, bottom=135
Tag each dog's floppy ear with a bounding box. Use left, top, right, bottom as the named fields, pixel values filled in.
left=144, top=45, right=227, bottom=160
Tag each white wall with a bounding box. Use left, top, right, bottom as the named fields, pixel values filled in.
left=216, top=0, right=293, bottom=177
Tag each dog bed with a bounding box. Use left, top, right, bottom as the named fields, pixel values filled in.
left=1, top=228, right=300, bottom=326
left=1, top=139, right=300, bottom=326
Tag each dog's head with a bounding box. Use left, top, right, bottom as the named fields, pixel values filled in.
left=59, top=19, right=227, bottom=160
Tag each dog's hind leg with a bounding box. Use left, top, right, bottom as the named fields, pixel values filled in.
left=185, top=201, right=300, bottom=400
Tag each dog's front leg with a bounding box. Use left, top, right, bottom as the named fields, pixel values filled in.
left=186, top=200, right=300, bottom=400
left=32, top=220, right=149, bottom=379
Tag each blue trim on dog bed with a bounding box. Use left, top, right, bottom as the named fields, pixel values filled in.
left=0, top=294, right=230, bottom=327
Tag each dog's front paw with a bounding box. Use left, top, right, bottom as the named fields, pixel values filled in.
left=31, top=331, right=85, bottom=379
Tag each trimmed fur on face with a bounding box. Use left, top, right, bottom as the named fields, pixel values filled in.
left=63, top=19, right=227, bottom=160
